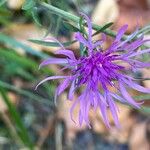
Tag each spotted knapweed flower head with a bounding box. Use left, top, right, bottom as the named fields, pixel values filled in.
left=36, top=13, right=150, bottom=128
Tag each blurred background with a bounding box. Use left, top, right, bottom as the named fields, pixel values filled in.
left=0, top=0, right=150, bottom=149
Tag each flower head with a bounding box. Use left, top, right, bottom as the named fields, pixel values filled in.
left=36, top=14, right=150, bottom=128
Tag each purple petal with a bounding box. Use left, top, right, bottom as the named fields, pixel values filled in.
left=127, top=60, right=150, bottom=68
left=70, top=97, right=80, bottom=123
left=79, top=110, right=83, bottom=126
left=127, top=48, right=150, bottom=58
left=55, top=49, right=76, bottom=60
left=80, top=13, right=92, bottom=41
left=85, top=99, right=91, bottom=128
left=80, top=90, right=91, bottom=127
left=93, top=41, right=103, bottom=49
left=122, top=78, right=150, bottom=93
left=39, top=58, right=68, bottom=69
left=80, top=93, right=87, bottom=123
left=75, top=32, right=88, bottom=45
left=119, top=81, right=141, bottom=108
left=68, top=79, right=76, bottom=100
left=35, top=76, right=68, bottom=90
left=75, top=32, right=93, bottom=55
left=78, top=88, right=91, bottom=127
left=99, top=101, right=110, bottom=128
left=57, top=77, right=71, bottom=95
left=123, top=39, right=144, bottom=52
left=126, top=29, right=138, bottom=40
left=110, top=93, right=126, bottom=103
left=106, top=42, right=118, bottom=53
left=118, top=28, right=139, bottom=47
left=91, top=92, right=98, bottom=111
left=98, top=92, right=108, bottom=106
left=108, top=97, right=120, bottom=127
left=115, top=24, right=128, bottom=41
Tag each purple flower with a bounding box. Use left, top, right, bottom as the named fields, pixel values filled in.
left=36, top=14, right=150, bottom=128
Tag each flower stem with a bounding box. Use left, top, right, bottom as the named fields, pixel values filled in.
left=39, top=2, right=128, bottom=39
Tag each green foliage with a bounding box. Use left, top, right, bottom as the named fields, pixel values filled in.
left=63, top=21, right=79, bottom=32
left=22, top=0, right=35, bottom=10
left=0, top=49, right=37, bottom=80
left=0, top=33, right=48, bottom=59
left=39, top=2, right=120, bottom=38
left=31, top=7, right=42, bottom=27
left=29, top=39, right=76, bottom=47
left=141, top=107, right=150, bottom=113
left=0, top=88, right=33, bottom=149
left=0, top=81, right=53, bottom=106
left=0, top=0, right=7, bottom=6
left=0, top=7, right=12, bottom=26
left=93, top=22, right=114, bottom=36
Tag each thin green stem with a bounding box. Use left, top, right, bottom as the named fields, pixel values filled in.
left=39, top=2, right=128, bottom=39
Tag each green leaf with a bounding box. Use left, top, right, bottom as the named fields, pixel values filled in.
left=0, top=7, right=12, bottom=16
left=140, top=106, right=150, bottom=114
left=31, top=7, right=42, bottom=27
left=22, top=0, right=35, bottom=10
left=0, top=49, right=38, bottom=71
left=0, top=16, right=11, bottom=26
left=0, top=33, right=48, bottom=59
left=0, top=81, right=53, bottom=106
left=39, top=2, right=125, bottom=39
left=134, top=94, right=150, bottom=101
left=0, top=0, right=7, bottom=6
left=93, top=22, right=113, bottom=36
left=0, top=48, right=53, bottom=80
left=134, top=94, right=150, bottom=114
left=0, top=88, right=33, bottom=148
left=63, top=21, right=79, bottom=32
left=79, top=16, right=84, bottom=30
left=79, top=16, right=88, bottom=37
left=137, top=25, right=150, bottom=36
left=54, top=16, right=62, bottom=37
left=29, top=39, right=76, bottom=47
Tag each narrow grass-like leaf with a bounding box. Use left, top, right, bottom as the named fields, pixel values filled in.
left=0, top=33, right=48, bottom=59
left=54, top=16, right=62, bottom=37
left=0, top=81, right=53, bottom=106
left=0, top=48, right=53, bottom=79
left=140, top=106, right=150, bottom=114
left=31, top=7, right=42, bottom=27
left=0, top=88, right=33, bottom=149
left=22, top=0, right=35, bottom=10
left=39, top=2, right=125, bottom=39
left=79, top=16, right=88, bottom=38
left=29, top=39, right=76, bottom=47
left=137, top=24, right=150, bottom=36
left=0, top=49, right=38, bottom=71
left=63, top=21, right=79, bottom=32
left=93, top=22, right=113, bottom=36
left=134, top=94, right=150, bottom=101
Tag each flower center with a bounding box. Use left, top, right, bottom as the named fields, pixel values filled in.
left=73, top=52, right=124, bottom=89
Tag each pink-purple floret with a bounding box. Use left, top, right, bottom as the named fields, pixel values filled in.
left=36, top=13, right=150, bottom=128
